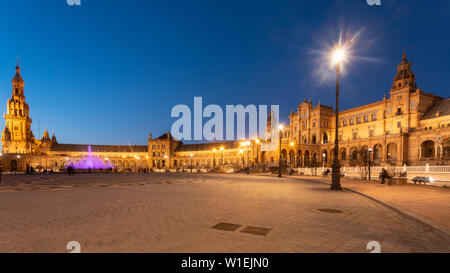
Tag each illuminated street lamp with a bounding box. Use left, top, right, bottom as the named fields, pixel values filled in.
left=278, top=124, right=284, bottom=178
left=330, top=42, right=347, bottom=191
left=241, top=141, right=251, bottom=175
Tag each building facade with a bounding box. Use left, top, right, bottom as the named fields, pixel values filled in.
left=1, top=51, right=450, bottom=172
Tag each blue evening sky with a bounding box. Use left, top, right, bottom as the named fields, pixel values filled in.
left=0, top=0, right=449, bottom=145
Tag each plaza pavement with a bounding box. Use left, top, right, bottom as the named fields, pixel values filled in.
left=296, top=175, right=450, bottom=236
left=0, top=173, right=448, bottom=253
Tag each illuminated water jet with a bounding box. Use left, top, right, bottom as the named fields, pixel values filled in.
left=67, top=145, right=114, bottom=169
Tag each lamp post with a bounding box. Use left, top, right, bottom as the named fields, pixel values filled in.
left=330, top=45, right=347, bottom=190
left=368, top=147, right=373, bottom=181
left=239, top=149, right=244, bottom=169
left=220, top=146, right=224, bottom=168
left=212, top=148, right=216, bottom=171
left=255, top=138, right=260, bottom=167
left=278, top=124, right=284, bottom=178
left=322, top=152, right=326, bottom=170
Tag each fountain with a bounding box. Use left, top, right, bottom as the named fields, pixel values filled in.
left=67, top=145, right=114, bottom=170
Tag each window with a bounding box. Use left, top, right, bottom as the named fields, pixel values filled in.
left=397, top=122, right=401, bottom=128
left=372, top=113, right=377, bottom=121
left=343, top=120, right=347, bottom=126
left=369, top=130, right=374, bottom=137
left=364, top=115, right=368, bottom=122
left=312, top=120, right=316, bottom=128
left=350, top=119, right=354, bottom=125
left=357, top=117, right=362, bottom=124
left=396, top=108, right=402, bottom=116
left=352, top=132, right=358, bottom=140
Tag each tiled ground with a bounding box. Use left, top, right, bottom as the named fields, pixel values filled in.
left=0, top=173, right=448, bottom=253
left=300, top=176, right=450, bottom=234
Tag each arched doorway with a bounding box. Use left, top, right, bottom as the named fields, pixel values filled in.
left=387, top=143, right=398, bottom=162
left=373, top=144, right=382, bottom=164
left=281, top=149, right=288, bottom=167
left=297, top=150, right=302, bottom=167
left=304, top=150, right=310, bottom=167
left=340, top=148, right=347, bottom=161
left=443, top=138, right=450, bottom=159
left=312, top=152, right=318, bottom=167
left=289, top=150, right=295, bottom=167
left=323, top=132, right=328, bottom=144
left=421, top=140, right=435, bottom=158
left=261, top=151, right=266, bottom=164
left=350, top=147, right=358, bottom=166
left=10, top=160, right=18, bottom=172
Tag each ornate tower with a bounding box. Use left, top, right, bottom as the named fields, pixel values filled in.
left=2, top=59, right=34, bottom=154
left=391, top=49, right=417, bottom=92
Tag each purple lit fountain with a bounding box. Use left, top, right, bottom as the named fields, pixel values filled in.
left=67, top=145, right=114, bottom=170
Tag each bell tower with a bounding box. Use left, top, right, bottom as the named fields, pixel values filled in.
left=391, top=49, right=417, bottom=92
left=2, top=59, right=34, bottom=154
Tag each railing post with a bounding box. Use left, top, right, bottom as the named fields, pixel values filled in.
left=425, top=163, right=429, bottom=173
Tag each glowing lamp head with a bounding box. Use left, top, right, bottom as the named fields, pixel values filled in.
left=255, top=138, right=260, bottom=144
left=331, top=47, right=347, bottom=65
left=290, top=142, right=295, bottom=147
left=278, top=124, right=284, bottom=131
